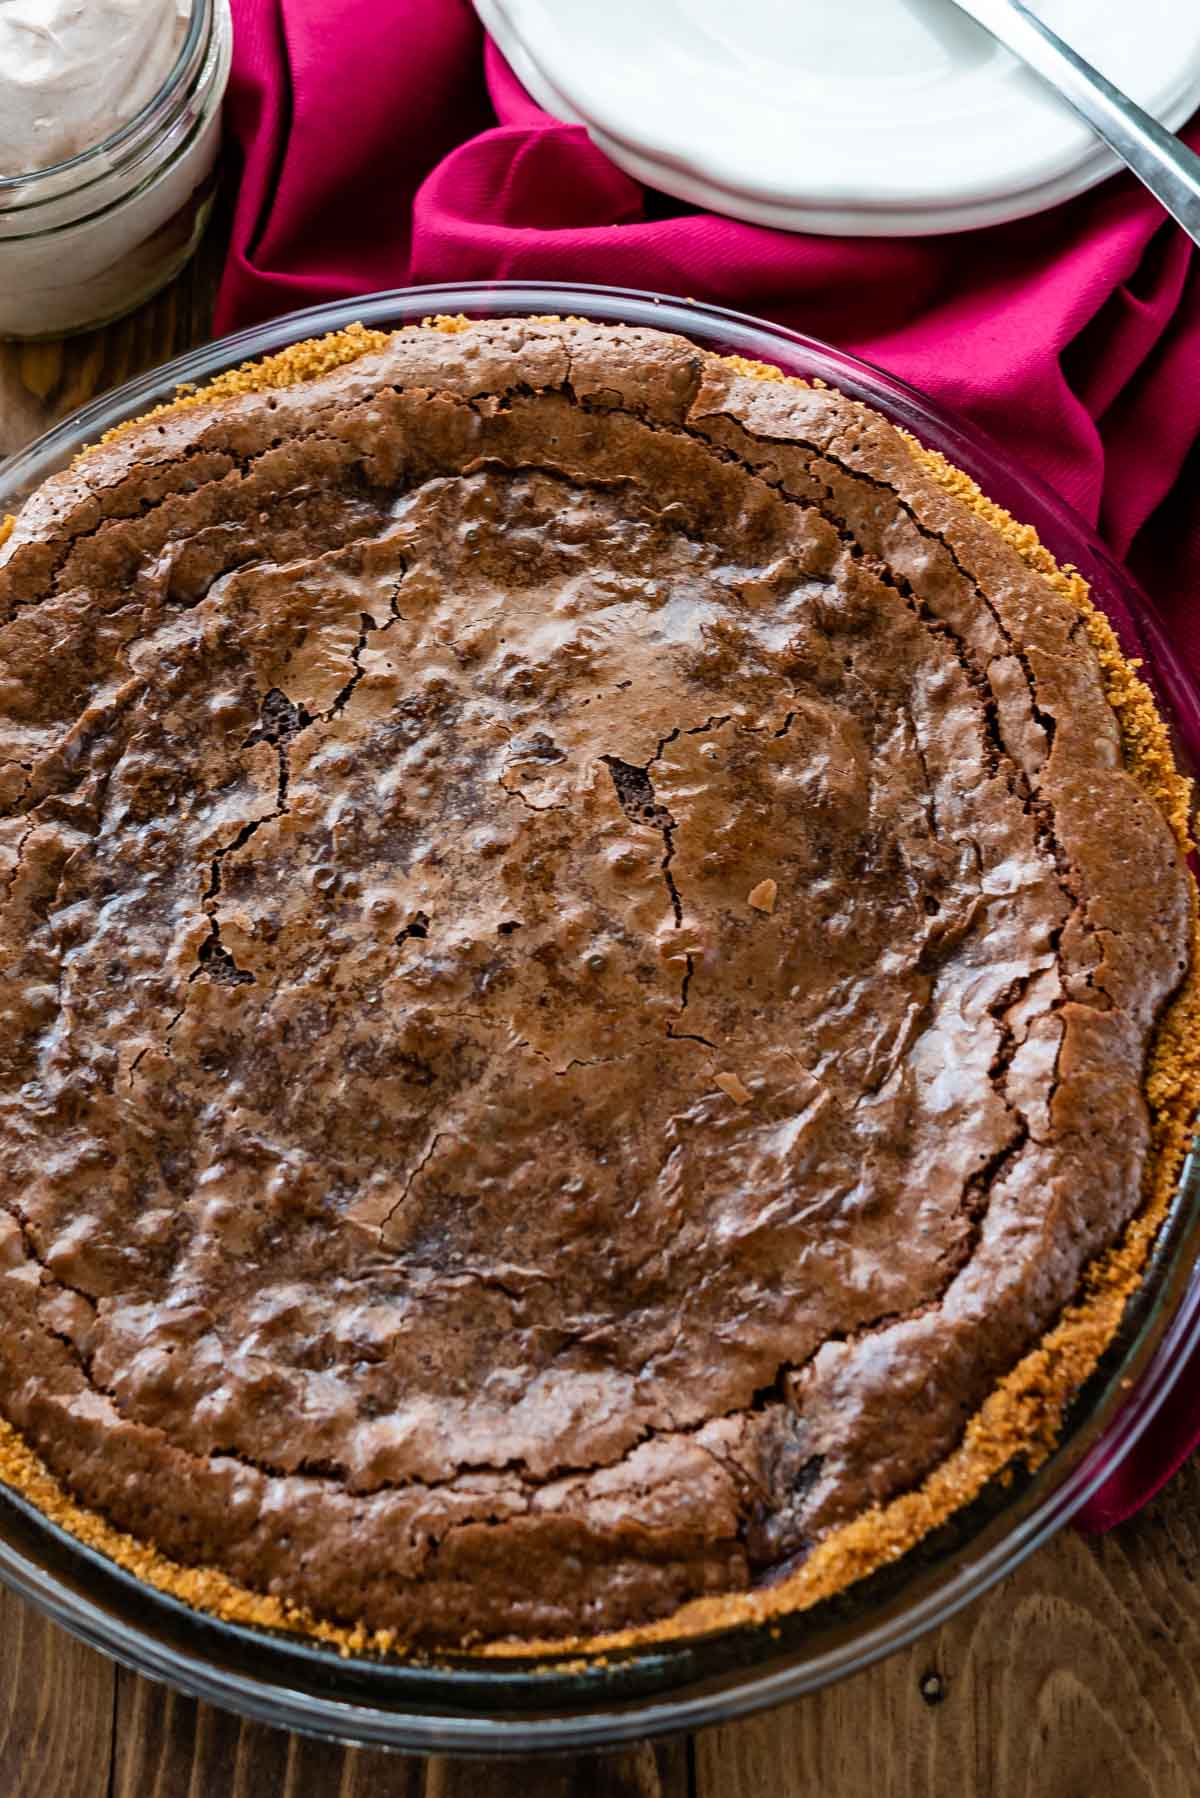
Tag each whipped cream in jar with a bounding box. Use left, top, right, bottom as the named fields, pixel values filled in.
left=0, top=0, right=232, bottom=339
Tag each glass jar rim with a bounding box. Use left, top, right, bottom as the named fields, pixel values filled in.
left=0, top=0, right=211, bottom=206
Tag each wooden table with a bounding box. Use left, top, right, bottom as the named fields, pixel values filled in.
left=2, top=231, right=1199, bottom=1798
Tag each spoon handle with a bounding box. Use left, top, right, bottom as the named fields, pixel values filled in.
left=952, top=0, right=1200, bottom=244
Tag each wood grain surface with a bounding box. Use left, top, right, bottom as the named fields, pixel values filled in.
left=1, top=220, right=1198, bottom=1798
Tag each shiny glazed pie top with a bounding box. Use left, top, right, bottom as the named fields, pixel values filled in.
left=0, top=318, right=1191, bottom=1647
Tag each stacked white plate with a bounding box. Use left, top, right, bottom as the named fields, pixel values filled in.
left=474, top=0, right=1200, bottom=236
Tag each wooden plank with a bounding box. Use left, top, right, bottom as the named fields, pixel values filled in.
left=110, top=1666, right=429, bottom=1797
left=696, top=1454, right=1200, bottom=1798
left=423, top=1739, right=690, bottom=1798
left=0, top=1583, right=114, bottom=1798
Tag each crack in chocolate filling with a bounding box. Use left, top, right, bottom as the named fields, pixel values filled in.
left=0, top=318, right=1190, bottom=1647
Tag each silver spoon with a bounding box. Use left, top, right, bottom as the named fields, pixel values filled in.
left=946, top=0, right=1200, bottom=244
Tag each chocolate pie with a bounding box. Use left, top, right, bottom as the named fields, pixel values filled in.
left=0, top=317, right=1196, bottom=1652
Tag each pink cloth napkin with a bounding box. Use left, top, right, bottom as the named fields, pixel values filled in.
left=214, top=0, right=1200, bottom=1530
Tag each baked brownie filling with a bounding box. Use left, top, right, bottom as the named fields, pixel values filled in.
left=0, top=319, right=1191, bottom=1646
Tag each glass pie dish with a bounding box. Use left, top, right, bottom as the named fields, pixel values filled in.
left=0, top=282, right=1197, bottom=1755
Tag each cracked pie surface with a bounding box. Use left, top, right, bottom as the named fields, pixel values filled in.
left=0, top=317, right=1195, bottom=1652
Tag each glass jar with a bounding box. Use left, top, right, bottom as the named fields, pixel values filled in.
left=0, top=0, right=232, bottom=340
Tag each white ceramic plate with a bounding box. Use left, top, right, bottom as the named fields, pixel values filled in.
left=474, top=0, right=1200, bottom=235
